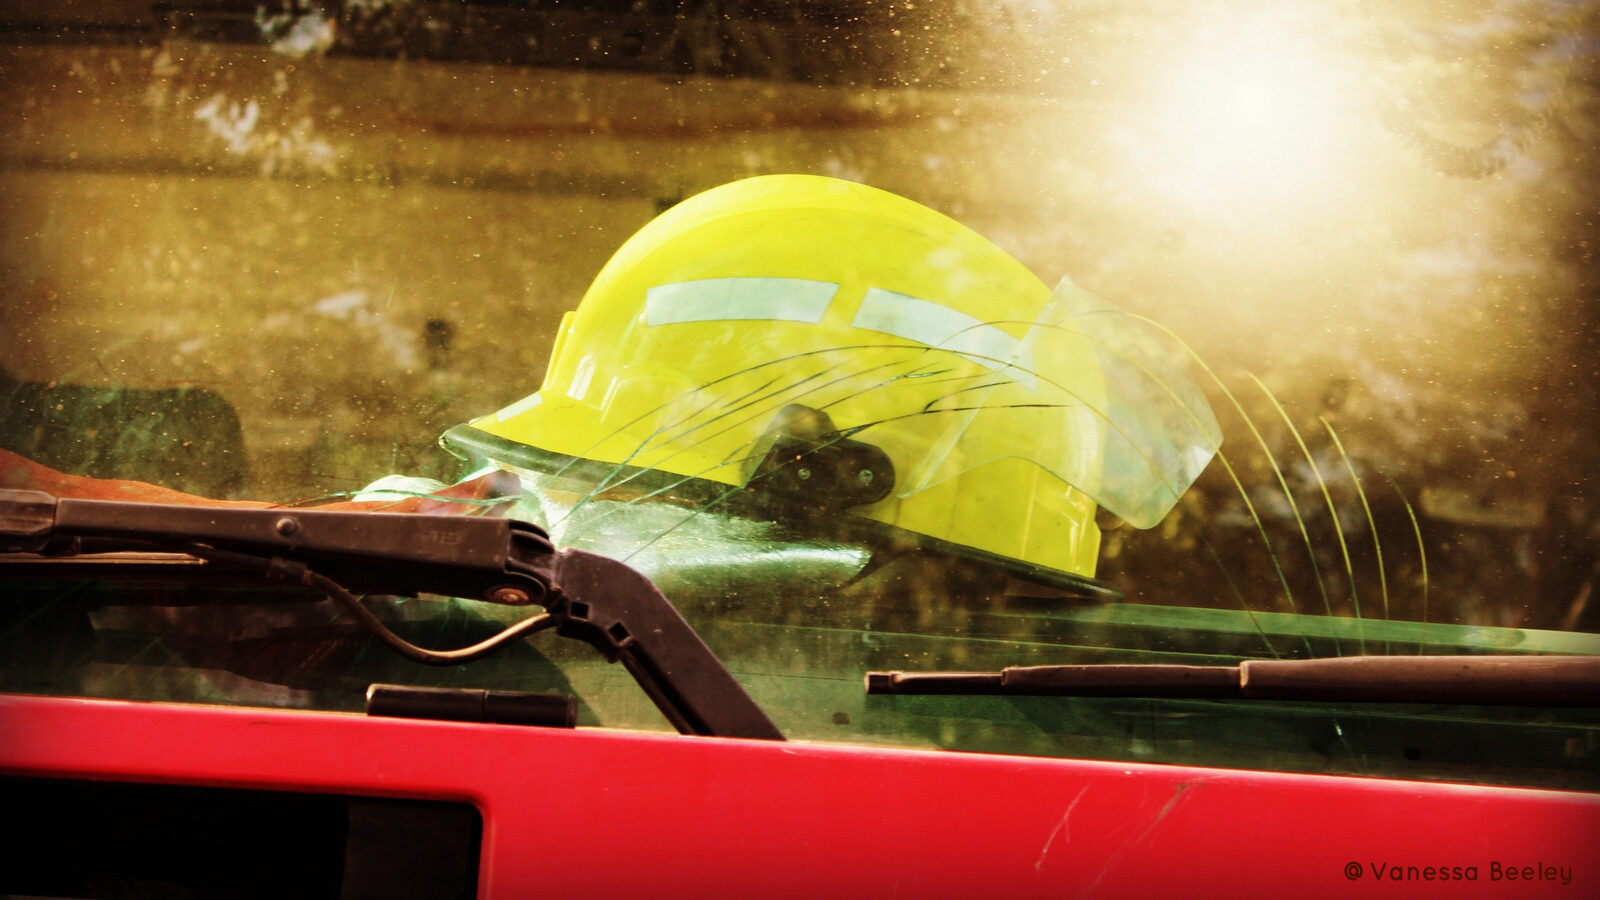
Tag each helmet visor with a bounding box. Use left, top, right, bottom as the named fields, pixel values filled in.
left=876, top=279, right=1222, bottom=529
left=473, top=280, right=1219, bottom=532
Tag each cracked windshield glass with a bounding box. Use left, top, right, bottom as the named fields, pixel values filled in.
left=2, top=0, right=1597, bottom=788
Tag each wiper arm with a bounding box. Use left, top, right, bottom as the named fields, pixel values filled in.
left=0, top=489, right=783, bottom=739
left=867, top=655, right=1600, bottom=707
left=0, top=488, right=558, bottom=600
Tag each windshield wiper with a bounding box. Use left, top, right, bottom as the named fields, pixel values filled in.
left=866, top=656, right=1600, bottom=707
left=0, top=489, right=783, bottom=740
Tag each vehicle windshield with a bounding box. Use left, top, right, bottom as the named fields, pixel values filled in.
left=2, top=1, right=1597, bottom=791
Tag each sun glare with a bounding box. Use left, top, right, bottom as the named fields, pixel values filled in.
left=1127, top=8, right=1365, bottom=222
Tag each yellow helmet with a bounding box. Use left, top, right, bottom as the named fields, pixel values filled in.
left=444, top=175, right=1219, bottom=596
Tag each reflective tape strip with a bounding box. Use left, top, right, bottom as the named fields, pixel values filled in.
left=645, top=277, right=838, bottom=325
left=493, top=390, right=543, bottom=422
left=852, top=288, right=1035, bottom=385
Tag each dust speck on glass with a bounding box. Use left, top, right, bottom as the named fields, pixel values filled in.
left=1, top=0, right=1596, bottom=789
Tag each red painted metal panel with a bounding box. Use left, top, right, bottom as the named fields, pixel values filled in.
left=2, top=694, right=1595, bottom=898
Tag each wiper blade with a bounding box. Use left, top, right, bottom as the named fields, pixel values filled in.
left=0, top=489, right=783, bottom=739
left=866, top=655, right=1600, bottom=706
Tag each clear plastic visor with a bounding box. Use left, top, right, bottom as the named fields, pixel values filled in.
left=477, top=280, right=1221, bottom=531
left=873, top=279, right=1223, bottom=529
